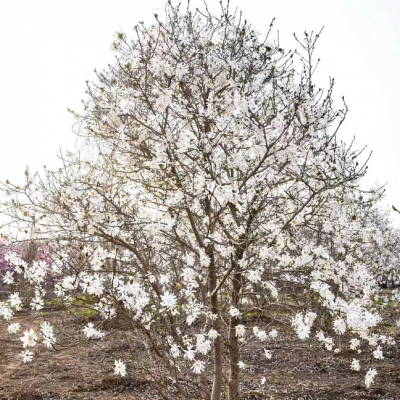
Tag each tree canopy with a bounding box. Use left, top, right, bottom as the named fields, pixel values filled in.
left=1, top=2, right=399, bottom=399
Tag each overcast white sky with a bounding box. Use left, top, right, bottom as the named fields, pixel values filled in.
left=0, top=0, right=399, bottom=224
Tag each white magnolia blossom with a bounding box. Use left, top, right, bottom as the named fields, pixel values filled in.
left=229, top=307, right=241, bottom=319
left=235, top=325, right=246, bottom=337
left=351, top=359, right=361, bottom=372
left=333, top=318, right=347, bottom=335
left=20, top=329, right=37, bottom=348
left=82, top=323, right=105, bottom=339
left=350, top=338, right=360, bottom=350
left=3, top=271, right=14, bottom=285
left=373, top=346, right=384, bottom=360
left=269, top=330, right=278, bottom=339
left=365, top=368, right=377, bottom=388
left=238, top=361, right=247, bottom=370
left=292, top=313, right=314, bottom=340
left=7, top=322, right=21, bottom=334
left=208, top=329, right=220, bottom=340
left=40, top=321, right=56, bottom=349
left=20, top=350, right=34, bottom=363
left=114, top=359, right=127, bottom=377
left=256, top=330, right=268, bottom=342
left=184, top=346, right=196, bottom=361
left=161, top=291, right=178, bottom=310
left=170, top=343, right=181, bottom=358
left=264, top=349, right=272, bottom=360
left=191, top=360, right=206, bottom=375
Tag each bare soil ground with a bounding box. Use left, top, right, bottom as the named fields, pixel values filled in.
left=1, top=309, right=400, bottom=400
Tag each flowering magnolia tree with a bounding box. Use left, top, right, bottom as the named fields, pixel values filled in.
left=0, top=239, right=49, bottom=293
left=362, top=208, right=400, bottom=288
left=1, top=2, right=399, bottom=399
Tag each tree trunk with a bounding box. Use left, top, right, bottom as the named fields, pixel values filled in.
left=228, top=321, right=240, bottom=400
left=211, top=325, right=223, bottom=400
left=228, top=270, right=242, bottom=400
left=209, top=248, right=222, bottom=400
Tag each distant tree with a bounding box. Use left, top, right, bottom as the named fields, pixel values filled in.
left=1, top=2, right=398, bottom=399
left=0, top=243, right=22, bottom=275
left=360, top=208, right=400, bottom=287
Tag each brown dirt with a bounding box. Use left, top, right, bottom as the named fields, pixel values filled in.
left=1, top=310, right=400, bottom=400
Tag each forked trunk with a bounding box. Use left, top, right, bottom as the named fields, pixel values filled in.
left=228, top=270, right=242, bottom=400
